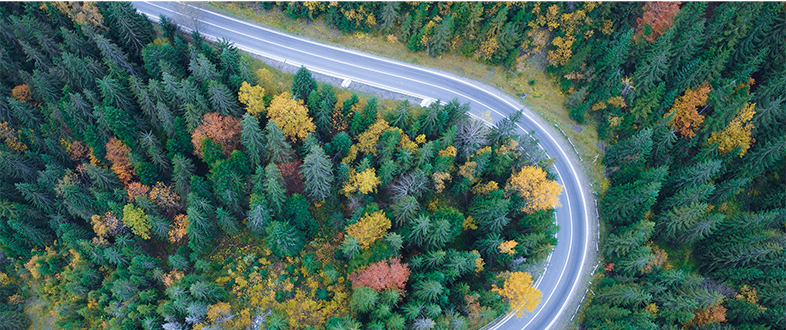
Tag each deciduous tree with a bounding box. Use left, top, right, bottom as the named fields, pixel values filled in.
left=191, top=112, right=241, bottom=158
left=348, top=257, right=410, bottom=292
left=267, top=92, right=315, bottom=142
left=708, top=102, right=756, bottom=156
left=345, top=210, right=391, bottom=249
left=666, top=83, right=710, bottom=138
left=492, top=272, right=542, bottom=317
left=238, top=81, right=265, bottom=117
left=122, top=203, right=151, bottom=239
left=505, top=166, right=563, bottom=213
left=635, top=2, right=681, bottom=43
left=343, top=168, right=381, bottom=195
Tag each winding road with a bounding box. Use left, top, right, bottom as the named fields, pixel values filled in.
left=133, top=2, right=595, bottom=329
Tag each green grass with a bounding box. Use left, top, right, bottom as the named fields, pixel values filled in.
left=198, top=2, right=608, bottom=195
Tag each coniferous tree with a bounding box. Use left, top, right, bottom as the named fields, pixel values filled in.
left=264, top=162, right=286, bottom=217
left=265, top=221, right=305, bottom=257
left=264, top=121, right=294, bottom=164
left=240, top=113, right=266, bottom=168
left=291, top=66, right=317, bottom=102
left=301, top=144, right=334, bottom=202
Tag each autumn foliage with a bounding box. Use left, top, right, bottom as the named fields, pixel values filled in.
left=238, top=81, right=266, bottom=117
left=11, top=85, right=31, bottom=102
left=666, top=83, right=710, bottom=138
left=149, top=182, right=181, bottom=211
left=266, top=92, right=315, bottom=142
left=105, top=137, right=135, bottom=184
left=191, top=112, right=241, bottom=158
left=168, top=214, right=188, bottom=243
left=343, top=168, right=381, bottom=195
left=278, top=160, right=305, bottom=195
left=492, top=272, right=542, bottom=317
left=685, top=303, right=727, bottom=328
left=505, top=166, right=563, bottom=213
left=348, top=257, right=411, bottom=292
left=345, top=210, right=391, bottom=249
left=0, top=122, right=26, bottom=152
left=708, top=103, right=756, bottom=156
left=635, top=2, right=681, bottom=43
left=126, top=182, right=150, bottom=202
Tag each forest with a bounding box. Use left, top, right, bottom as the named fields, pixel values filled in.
left=259, top=1, right=786, bottom=329
left=0, top=2, right=559, bottom=329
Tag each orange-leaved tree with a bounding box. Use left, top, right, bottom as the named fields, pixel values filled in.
left=191, top=112, right=241, bottom=158
left=266, top=92, right=315, bottom=141
left=707, top=103, right=756, bottom=157
left=666, top=82, right=711, bottom=138
left=105, top=137, right=135, bottom=184
left=168, top=214, right=188, bottom=243
left=126, top=182, right=150, bottom=202
left=11, top=85, right=32, bottom=102
left=348, top=257, right=410, bottom=292
left=345, top=210, right=391, bottom=249
left=149, top=182, right=182, bottom=212
left=492, top=272, right=542, bottom=317
left=684, top=302, right=727, bottom=328
left=505, top=166, right=563, bottom=213
left=635, top=2, right=681, bottom=43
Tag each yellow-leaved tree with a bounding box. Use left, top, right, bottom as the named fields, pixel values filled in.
left=345, top=210, right=391, bottom=249
left=492, top=272, right=542, bottom=317
left=707, top=103, right=756, bottom=157
left=505, top=166, right=563, bottom=213
left=343, top=168, right=381, bottom=195
left=238, top=81, right=266, bottom=117
left=267, top=92, right=315, bottom=141
left=357, top=119, right=390, bottom=155
left=122, top=204, right=150, bottom=239
left=498, top=240, right=518, bottom=255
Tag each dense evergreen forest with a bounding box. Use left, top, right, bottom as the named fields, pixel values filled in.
left=0, top=2, right=559, bottom=329
left=261, top=1, right=786, bottom=329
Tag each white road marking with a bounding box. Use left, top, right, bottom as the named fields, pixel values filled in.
left=341, top=79, right=351, bottom=88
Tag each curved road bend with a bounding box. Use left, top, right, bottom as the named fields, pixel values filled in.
left=133, top=3, right=594, bottom=329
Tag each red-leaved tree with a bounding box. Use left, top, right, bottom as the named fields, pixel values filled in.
left=348, top=257, right=411, bottom=292
left=191, top=112, right=241, bottom=158
left=278, top=160, right=305, bottom=195
left=636, top=2, right=681, bottom=43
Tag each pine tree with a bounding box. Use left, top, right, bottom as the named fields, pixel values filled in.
left=264, top=121, right=294, bottom=164
left=188, top=53, right=220, bottom=85
left=240, top=113, right=266, bottom=168
left=215, top=206, right=241, bottom=236
left=291, top=66, right=317, bottom=103
left=301, top=145, right=334, bottom=201
left=380, top=2, right=399, bottom=32
left=246, top=195, right=272, bottom=236
left=389, top=195, right=420, bottom=227
left=601, top=181, right=661, bottom=227
left=265, top=221, right=305, bottom=257
left=206, top=80, right=241, bottom=117
left=264, top=162, right=286, bottom=216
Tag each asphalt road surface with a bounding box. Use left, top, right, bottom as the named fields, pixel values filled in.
left=133, top=3, right=595, bottom=329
